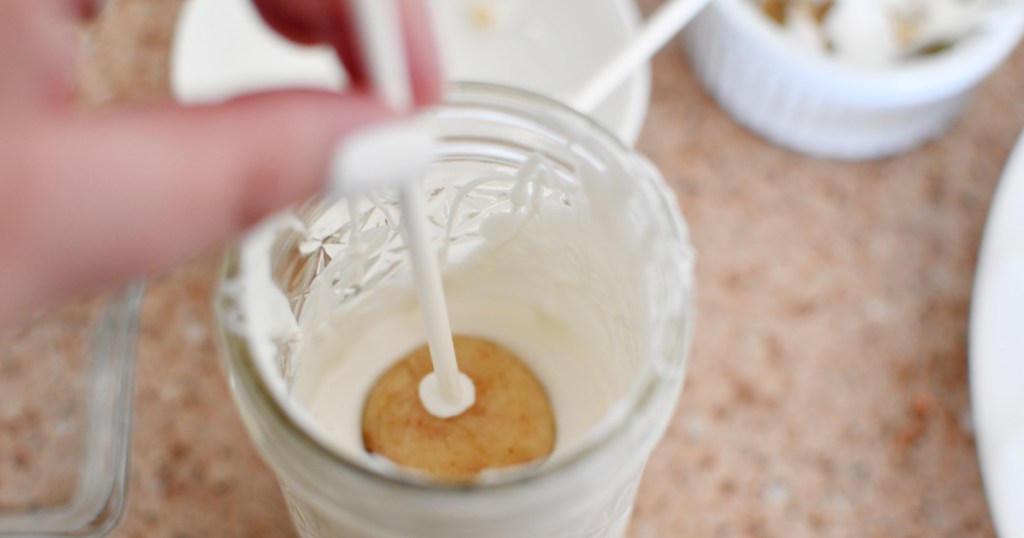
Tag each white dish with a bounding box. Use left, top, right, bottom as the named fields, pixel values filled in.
left=971, top=130, right=1024, bottom=538
left=171, top=0, right=650, bottom=145
left=681, top=0, right=1024, bottom=160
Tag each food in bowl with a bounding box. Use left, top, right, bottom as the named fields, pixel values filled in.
left=682, top=0, right=1024, bottom=159
left=753, top=0, right=1014, bottom=67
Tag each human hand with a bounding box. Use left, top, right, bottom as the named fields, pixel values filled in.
left=0, top=0, right=441, bottom=327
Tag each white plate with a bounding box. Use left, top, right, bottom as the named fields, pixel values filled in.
left=972, top=130, right=1024, bottom=537
left=171, top=0, right=650, bottom=145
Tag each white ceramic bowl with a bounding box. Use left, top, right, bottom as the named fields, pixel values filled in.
left=171, top=0, right=650, bottom=145
left=681, top=0, right=1024, bottom=160
left=971, top=128, right=1024, bottom=538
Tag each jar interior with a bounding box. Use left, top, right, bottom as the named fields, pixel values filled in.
left=223, top=85, right=693, bottom=484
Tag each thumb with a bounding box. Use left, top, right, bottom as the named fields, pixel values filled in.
left=1, top=89, right=391, bottom=323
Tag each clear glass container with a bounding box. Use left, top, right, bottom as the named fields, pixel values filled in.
left=0, top=283, right=143, bottom=538
left=0, top=2, right=147, bottom=535
left=215, top=83, right=695, bottom=538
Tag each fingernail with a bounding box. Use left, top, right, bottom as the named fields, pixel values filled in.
left=327, top=118, right=436, bottom=197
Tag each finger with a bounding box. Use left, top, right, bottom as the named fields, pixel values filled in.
left=0, top=91, right=391, bottom=319
left=252, top=0, right=337, bottom=44
left=253, top=0, right=441, bottom=105
left=67, top=0, right=104, bottom=19
left=397, top=0, right=443, bottom=106
left=30, top=0, right=103, bottom=20
left=0, top=1, right=78, bottom=112
left=252, top=0, right=367, bottom=90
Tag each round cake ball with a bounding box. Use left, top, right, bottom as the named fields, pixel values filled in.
left=362, top=335, right=556, bottom=482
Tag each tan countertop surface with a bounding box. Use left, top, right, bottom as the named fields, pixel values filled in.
left=65, top=0, right=1024, bottom=535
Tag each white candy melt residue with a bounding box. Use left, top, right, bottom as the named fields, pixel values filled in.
left=328, top=119, right=436, bottom=196
left=231, top=146, right=667, bottom=475
left=228, top=215, right=305, bottom=382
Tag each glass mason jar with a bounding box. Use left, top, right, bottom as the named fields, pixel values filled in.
left=215, top=83, right=695, bottom=538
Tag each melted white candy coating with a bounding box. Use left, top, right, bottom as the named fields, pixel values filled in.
left=231, top=148, right=668, bottom=475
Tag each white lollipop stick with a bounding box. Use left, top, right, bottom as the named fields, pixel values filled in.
left=351, top=0, right=473, bottom=417
left=350, top=0, right=413, bottom=110
left=571, top=0, right=712, bottom=114
left=398, top=181, right=474, bottom=418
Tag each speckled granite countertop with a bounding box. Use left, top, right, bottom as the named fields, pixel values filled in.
left=63, top=0, right=1024, bottom=535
